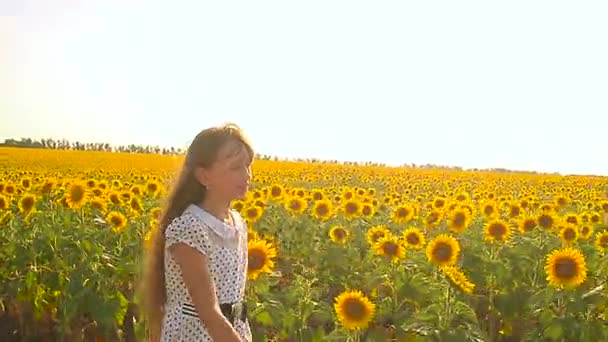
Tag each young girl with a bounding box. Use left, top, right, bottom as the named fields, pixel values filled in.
left=143, top=123, right=254, bottom=342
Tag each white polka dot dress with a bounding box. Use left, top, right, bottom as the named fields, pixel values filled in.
left=161, top=204, right=251, bottom=341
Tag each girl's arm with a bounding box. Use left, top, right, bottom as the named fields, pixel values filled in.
left=170, top=243, right=242, bottom=342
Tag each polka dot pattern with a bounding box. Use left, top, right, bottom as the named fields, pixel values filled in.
left=161, top=205, right=251, bottom=341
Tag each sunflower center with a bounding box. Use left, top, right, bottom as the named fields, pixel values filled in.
left=484, top=206, right=494, bottom=216
left=271, top=187, right=281, bottom=197
left=21, top=197, right=35, bottom=211
left=432, top=243, right=453, bottom=262
left=538, top=215, right=553, bottom=228
left=70, top=186, right=86, bottom=202
left=510, top=206, right=520, bottom=217
left=453, top=212, right=466, bottom=227
left=382, top=242, right=399, bottom=256
left=489, top=223, right=506, bottom=238
left=247, top=208, right=258, bottom=219
left=333, top=229, right=346, bottom=240
left=345, top=202, right=358, bottom=215
left=316, top=204, right=329, bottom=216
left=563, top=228, right=576, bottom=241
left=554, top=258, right=577, bottom=279
left=397, top=208, right=409, bottom=218
left=343, top=298, right=367, bottom=320
left=581, top=226, right=590, bottom=236
left=600, top=235, right=608, bottom=246
left=110, top=216, right=123, bottom=226
left=406, top=233, right=420, bottom=245
left=591, top=216, right=600, bottom=223
left=248, top=249, right=267, bottom=271
left=290, top=200, right=302, bottom=211
left=566, top=217, right=577, bottom=224
left=313, top=193, right=323, bottom=201
left=0, top=198, right=7, bottom=210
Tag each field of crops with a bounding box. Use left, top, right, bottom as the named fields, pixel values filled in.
left=2, top=146, right=608, bottom=342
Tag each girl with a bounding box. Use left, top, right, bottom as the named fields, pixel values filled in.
left=143, top=123, right=254, bottom=342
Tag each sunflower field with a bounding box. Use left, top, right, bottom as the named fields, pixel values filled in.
left=2, top=146, right=608, bottom=342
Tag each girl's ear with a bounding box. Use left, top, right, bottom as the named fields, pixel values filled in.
left=193, top=166, right=210, bottom=188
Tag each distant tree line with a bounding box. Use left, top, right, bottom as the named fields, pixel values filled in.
left=1, top=137, right=559, bottom=174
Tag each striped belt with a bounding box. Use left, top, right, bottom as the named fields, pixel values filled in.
left=182, top=302, right=247, bottom=325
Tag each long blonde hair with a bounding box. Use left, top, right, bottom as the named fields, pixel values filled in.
left=141, top=123, right=253, bottom=339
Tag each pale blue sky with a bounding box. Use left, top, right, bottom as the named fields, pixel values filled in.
left=2, top=0, right=607, bottom=175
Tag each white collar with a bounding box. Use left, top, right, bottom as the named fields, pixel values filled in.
left=185, top=204, right=240, bottom=239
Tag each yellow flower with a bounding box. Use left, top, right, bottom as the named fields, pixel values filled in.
left=247, top=238, right=277, bottom=280
left=366, top=225, right=391, bottom=246
left=66, top=181, right=88, bottom=209
left=447, top=208, right=471, bottom=233
left=329, top=226, right=349, bottom=244
left=402, top=227, right=426, bottom=250
left=311, top=199, right=333, bottom=221
left=106, top=211, right=127, bottom=233
left=441, top=265, right=475, bottom=294
left=426, top=234, right=460, bottom=267
left=333, top=290, right=376, bottom=330
left=545, top=247, right=587, bottom=289
left=373, top=235, right=406, bottom=263
left=18, top=193, right=36, bottom=215
left=484, top=219, right=512, bottom=243
left=391, top=204, right=415, bottom=223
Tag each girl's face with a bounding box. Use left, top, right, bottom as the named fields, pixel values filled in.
left=197, top=140, right=252, bottom=202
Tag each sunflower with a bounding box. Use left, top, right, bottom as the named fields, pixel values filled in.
left=247, top=238, right=277, bottom=279
left=424, top=210, right=443, bottom=228
left=311, top=189, right=326, bottom=201
left=579, top=225, right=594, bottom=240
left=4, top=183, right=16, bottom=196
left=145, top=180, right=161, bottom=197
left=150, top=207, right=162, bottom=221
left=329, top=225, right=350, bottom=244
left=507, top=204, right=521, bottom=218
left=366, top=225, right=391, bottom=246
left=269, top=184, right=284, bottom=199
left=545, top=247, right=587, bottom=289
left=361, top=202, right=375, bottom=219
left=518, top=217, right=537, bottom=234
left=285, top=196, right=307, bottom=215
left=432, top=197, right=447, bottom=210
left=590, top=212, right=601, bottom=225
left=0, top=194, right=8, bottom=210
left=333, top=290, right=376, bottom=330
left=86, top=179, right=97, bottom=189
left=243, top=205, right=264, bottom=224
left=129, top=197, right=144, bottom=214
left=66, top=181, right=88, bottom=209
left=595, top=231, right=608, bottom=254
left=559, top=225, right=578, bottom=245
left=342, top=199, right=362, bottom=220
left=447, top=208, right=471, bottom=233
left=374, top=235, right=406, bottom=263
left=441, top=265, right=475, bottom=294
left=484, top=219, right=512, bottom=243
left=537, top=213, right=555, bottom=230
left=426, top=234, right=460, bottom=267
left=391, top=204, right=415, bottom=223
left=312, top=199, right=333, bottom=221
left=106, top=211, right=127, bottom=233
left=232, top=200, right=246, bottom=213
left=402, top=227, right=426, bottom=250
left=91, top=198, right=108, bottom=212
left=481, top=201, right=498, bottom=218
left=20, top=177, right=32, bottom=190
left=18, top=193, right=36, bottom=215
